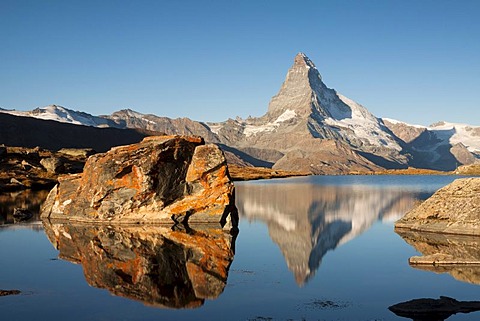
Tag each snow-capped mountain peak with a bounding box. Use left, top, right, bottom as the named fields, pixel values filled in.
left=266, top=53, right=404, bottom=152
left=0, top=105, right=119, bottom=128
left=428, top=121, right=480, bottom=152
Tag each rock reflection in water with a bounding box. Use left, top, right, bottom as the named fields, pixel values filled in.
left=0, top=190, right=48, bottom=226
left=395, top=230, right=480, bottom=285
left=236, top=182, right=422, bottom=285
left=42, top=220, right=236, bottom=309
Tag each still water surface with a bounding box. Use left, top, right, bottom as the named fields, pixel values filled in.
left=1, top=175, right=479, bottom=320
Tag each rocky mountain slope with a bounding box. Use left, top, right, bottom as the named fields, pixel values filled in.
left=0, top=112, right=149, bottom=152
left=2, top=53, right=478, bottom=173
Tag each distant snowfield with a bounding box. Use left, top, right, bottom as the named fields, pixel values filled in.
left=384, top=118, right=480, bottom=153
left=0, top=105, right=116, bottom=128
left=429, top=121, right=480, bottom=152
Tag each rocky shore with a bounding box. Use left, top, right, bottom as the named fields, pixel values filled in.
left=395, top=177, right=480, bottom=279
left=395, top=177, right=480, bottom=235
left=227, top=164, right=308, bottom=181
left=0, top=145, right=91, bottom=192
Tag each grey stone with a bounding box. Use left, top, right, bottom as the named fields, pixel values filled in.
left=40, top=157, right=64, bottom=174
left=395, top=178, right=480, bottom=235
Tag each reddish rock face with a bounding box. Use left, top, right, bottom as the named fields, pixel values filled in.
left=40, top=135, right=236, bottom=228
left=42, top=220, right=236, bottom=308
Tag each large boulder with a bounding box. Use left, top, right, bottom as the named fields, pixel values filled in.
left=395, top=178, right=480, bottom=235
left=41, top=135, right=236, bottom=228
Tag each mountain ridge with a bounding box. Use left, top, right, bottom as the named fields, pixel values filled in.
left=1, top=53, right=478, bottom=173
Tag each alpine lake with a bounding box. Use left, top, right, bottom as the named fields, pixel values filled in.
left=1, top=175, right=479, bottom=321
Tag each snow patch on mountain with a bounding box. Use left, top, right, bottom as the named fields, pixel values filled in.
left=320, top=94, right=403, bottom=151
left=276, top=109, right=296, bottom=122
left=244, top=109, right=297, bottom=137
left=108, top=109, right=159, bottom=126
left=384, top=118, right=480, bottom=153
left=207, top=123, right=222, bottom=135
left=382, top=118, right=426, bottom=129
left=429, top=122, right=480, bottom=152
left=0, top=105, right=117, bottom=127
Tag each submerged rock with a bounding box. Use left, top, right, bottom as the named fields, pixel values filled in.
left=389, top=296, right=480, bottom=321
left=41, top=135, right=236, bottom=228
left=0, top=289, right=21, bottom=297
left=395, top=178, right=480, bottom=235
left=42, top=220, right=236, bottom=309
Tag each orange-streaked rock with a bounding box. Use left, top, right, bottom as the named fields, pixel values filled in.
left=41, top=135, right=236, bottom=228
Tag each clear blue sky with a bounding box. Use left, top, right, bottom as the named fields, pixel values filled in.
left=1, top=0, right=479, bottom=126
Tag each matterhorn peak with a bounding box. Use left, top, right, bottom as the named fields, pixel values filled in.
left=294, top=52, right=316, bottom=70
left=267, top=52, right=325, bottom=116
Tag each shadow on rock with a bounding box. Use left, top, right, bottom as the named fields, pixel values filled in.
left=395, top=230, right=480, bottom=285
left=42, top=219, right=237, bottom=309
left=389, top=296, right=480, bottom=321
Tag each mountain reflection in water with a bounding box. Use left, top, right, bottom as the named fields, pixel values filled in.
left=42, top=220, right=236, bottom=309
left=236, top=181, right=426, bottom=285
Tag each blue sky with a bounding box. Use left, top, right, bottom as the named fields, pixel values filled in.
left=1, top=0, right=479, bottom=125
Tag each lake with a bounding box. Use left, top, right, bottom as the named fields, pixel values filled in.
left=1, top=175, right=479, bottom=321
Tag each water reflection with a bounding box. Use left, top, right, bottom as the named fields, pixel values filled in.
left=395, top=230, right=480, bottom=285
left=42, top=219, right=237, bottom=309
left=0, top=190, right=48, bottom=228
left=236, top=182, right=425, bottom=285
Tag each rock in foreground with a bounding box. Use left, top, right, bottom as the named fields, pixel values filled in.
left=395, top=178, right=480, bottom=235
left=41, top=136, right=236, bottom=228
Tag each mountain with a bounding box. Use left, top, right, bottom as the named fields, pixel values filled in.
left=0, top=105, right=119, bottom=128
left=208, top=53, right=408, bottom=173
left=383, top=119, right=480, bottom=170
left=0, top=112, right=148, bottom=152
left=104, top=109, right=221, bottom=143
left=2, top=53, right=478, bottom=173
